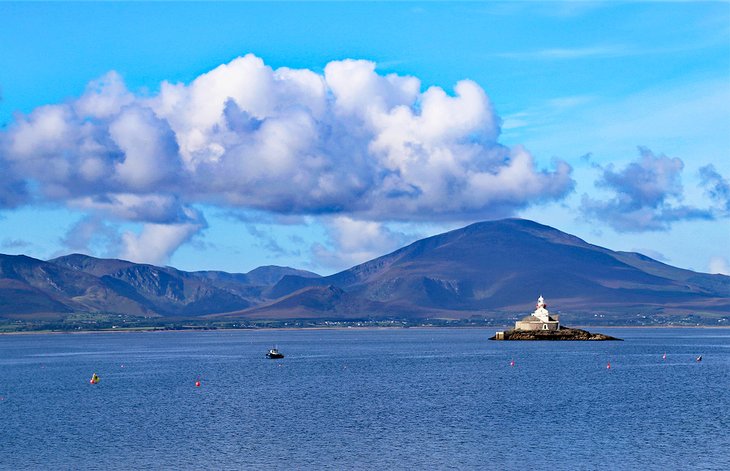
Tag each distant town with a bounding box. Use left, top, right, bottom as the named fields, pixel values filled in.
left=2, top=311, right=726, bottom=334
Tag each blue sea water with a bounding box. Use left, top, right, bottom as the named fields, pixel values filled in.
left=1, top=328, right=729, bottom=470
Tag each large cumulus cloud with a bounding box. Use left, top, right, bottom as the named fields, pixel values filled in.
left=0, top=54, right=574, bottom=263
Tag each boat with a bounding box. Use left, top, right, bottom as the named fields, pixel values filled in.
left=266, top=348, right=284, bottom=359
left=696, top=355, right=702, bottom=362
left=89, top=373, right=100, bottom=384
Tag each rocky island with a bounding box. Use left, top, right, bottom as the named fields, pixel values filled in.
left=490, top=326, right=621, bottom=341
left=490, top=296, right=621, bottom=341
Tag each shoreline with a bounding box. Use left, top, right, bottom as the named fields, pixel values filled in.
left=2, top=324, right=729, bottom=336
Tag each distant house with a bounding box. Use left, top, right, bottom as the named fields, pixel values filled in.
left=515, top=295, right=560, bottom=331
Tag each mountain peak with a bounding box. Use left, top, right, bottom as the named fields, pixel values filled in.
left=268, top=217, right=729, bottom=318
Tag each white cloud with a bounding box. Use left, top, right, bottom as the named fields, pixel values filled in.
left=312, top=217, right=414, bottom=270
left=55, top=215, right=128, bottom=261
left=120, top=220, right=205, bottom=266
left=68, top=194, right=194, bottom=224
left=497, top=45, right=630, bottom=60
left=2, top=54, right=573, bottom=217
left=700, top=165, right=730, bottom=215
left=109, top=106, right=180, bottom=190
left=74, top=71, right=134, bottom=119
left=581, top=147, right=712, bottom=231
left=708, top=256, right=730, bottom=275
left=0, top=171, right=27, bottom=209
left=6, top=104, right=73, bottom=159
left=0, top=54, right=577, bottom=263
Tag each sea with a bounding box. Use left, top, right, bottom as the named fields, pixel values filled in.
left=1, top=327, right=729, bottom=470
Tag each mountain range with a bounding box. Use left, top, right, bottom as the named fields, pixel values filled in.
left=1, top=219, right=728, bottom=324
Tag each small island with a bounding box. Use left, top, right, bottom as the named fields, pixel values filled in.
left=490, top=296, right=621, bottom=341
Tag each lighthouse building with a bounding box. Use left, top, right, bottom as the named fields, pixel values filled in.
left=515, top=296, right=560, bottom=331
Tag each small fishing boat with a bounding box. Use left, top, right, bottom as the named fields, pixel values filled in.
left=696, top=355, right=702, bottom=362
left=266, top=348, right=284, bottom=359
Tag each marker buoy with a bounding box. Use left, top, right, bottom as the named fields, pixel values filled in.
left=195, top=380, right=201, bottom=387
left=509, top=359, right=515, bottom=367
left=606, top=362, right=611, bottom=369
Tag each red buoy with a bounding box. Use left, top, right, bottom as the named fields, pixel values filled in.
left=509, top=359, right=515, bottom=367
left=195, top=381, right=201, bottom=387
left=606, top=362, right=611, bottom=369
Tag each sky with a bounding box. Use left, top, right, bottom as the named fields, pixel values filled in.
left=0, top=1, right=728, bottom=276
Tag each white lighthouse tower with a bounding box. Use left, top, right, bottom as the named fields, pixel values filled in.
left=514, top=295, right=560, bottom=331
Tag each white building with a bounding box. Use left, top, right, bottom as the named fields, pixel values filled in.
left=514, top=295, right=560, bottom=331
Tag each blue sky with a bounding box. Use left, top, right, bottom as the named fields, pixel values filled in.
left=0, top=1, right=728, bottom=276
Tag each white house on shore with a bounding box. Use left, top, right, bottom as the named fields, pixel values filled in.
left=514, top=295, right=560, bottom=331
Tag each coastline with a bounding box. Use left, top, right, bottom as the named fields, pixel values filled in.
left=2, top=324, right=729, bottom=336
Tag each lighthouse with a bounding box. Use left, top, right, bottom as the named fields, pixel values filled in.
left=514, top=295, right=560, bottom=331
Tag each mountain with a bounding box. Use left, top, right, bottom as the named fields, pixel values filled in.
left=1, top=219, right=728, bottom=324
left=0, top=254, right=153, bottom=319
left=0, top=253, right=319, bottom=320
left=257, top=219, right=730, bottom=320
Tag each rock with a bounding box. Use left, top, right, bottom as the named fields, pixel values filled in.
left=490, top=326, right=621, bottom=341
